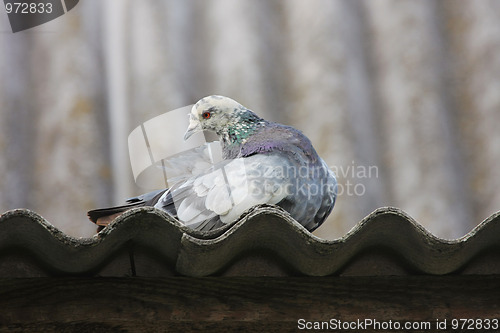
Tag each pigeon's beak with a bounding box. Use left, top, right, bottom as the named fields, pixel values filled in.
left=184, top=116, right=202, bottom=141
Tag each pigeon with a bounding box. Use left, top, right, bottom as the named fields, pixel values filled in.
left=88, top=95, right=337, bottom=232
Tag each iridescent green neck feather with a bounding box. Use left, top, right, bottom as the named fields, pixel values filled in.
left=219, top=109, right=266, bottom=148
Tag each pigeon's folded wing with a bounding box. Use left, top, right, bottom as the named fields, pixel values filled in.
left=87, top=142, right=222, bottom=226
left=154, top=153, right=294, bottom=228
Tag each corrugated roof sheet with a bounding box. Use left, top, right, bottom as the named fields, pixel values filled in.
left=1, top=205, right=499, bottom=277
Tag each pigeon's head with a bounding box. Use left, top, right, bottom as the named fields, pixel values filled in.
left=184, top=95, right=262, bottom=140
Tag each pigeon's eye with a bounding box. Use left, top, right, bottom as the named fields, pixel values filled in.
left=202, top=111, right=211, bottom=119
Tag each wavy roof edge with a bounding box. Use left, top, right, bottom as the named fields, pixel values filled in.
left=1, top=206, right=500, bottom=277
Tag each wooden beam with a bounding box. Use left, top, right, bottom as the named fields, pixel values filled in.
left=0, top=275, right=499, bottom=331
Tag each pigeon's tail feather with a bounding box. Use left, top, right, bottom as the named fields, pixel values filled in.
left=87, top=189, right=168, bottom=228
left=87, top=202, right=143, bottom=225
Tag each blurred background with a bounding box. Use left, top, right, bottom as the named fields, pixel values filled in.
left=0, top=0, right=499, bottom=239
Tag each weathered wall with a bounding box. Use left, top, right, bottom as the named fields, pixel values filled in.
left=0, top=0, right=499, bottom=239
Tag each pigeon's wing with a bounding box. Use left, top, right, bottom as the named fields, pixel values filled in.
left=154, top=153, right=294, bottom=229
left=238, top=124, right=337, bottom=231
left=87, top=142, right=222, bottom=226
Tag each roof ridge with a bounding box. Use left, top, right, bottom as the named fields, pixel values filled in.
left=1, top=206, right=500, bottom=276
